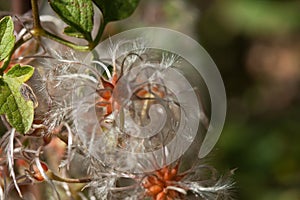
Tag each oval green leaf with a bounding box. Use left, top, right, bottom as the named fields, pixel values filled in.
left=5, top=64, right=34, bottom=82
left=49, top=0, right=94, bottom=41
left=92, top=0, right=140, bottom=23
left=0, top=64, right=35, bottom=134
left=0, top=16, right=15, bottom=61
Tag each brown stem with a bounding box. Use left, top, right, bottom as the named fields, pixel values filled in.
left=46, top=171, right=92, bottom=183
left=31, top=0, right=42, bottom=29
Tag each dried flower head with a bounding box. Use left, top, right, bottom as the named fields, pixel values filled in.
left=0, top=25, right=230, bottom=200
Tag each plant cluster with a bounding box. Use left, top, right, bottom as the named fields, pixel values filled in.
left=0, top=0, right=233, bottom=199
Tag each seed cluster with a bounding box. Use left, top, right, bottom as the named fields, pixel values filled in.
left=142, top=162, right=186, bottom=200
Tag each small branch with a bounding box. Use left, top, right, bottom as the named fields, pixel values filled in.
left=46, top=171, right=92, bottom=183
left=31, top=0, right=42, bottom=29
left=41, top=29, right=90, bottom=51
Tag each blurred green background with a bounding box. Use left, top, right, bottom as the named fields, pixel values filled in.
left=103, top=0, right=300, bottom=199
left=1, top=0, right=300, bottom=199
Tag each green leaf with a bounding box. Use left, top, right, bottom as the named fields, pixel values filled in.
left=0, top=64, right=34, bottom=134
left=5, top=64, right=34, bottom=82
left=0, top=16, right=15, bottom=61
left=92, top=0, right=140, bottom=23
left=64, top=26, right=85, bottom=38
left=49, top=0, right=94, bottom=41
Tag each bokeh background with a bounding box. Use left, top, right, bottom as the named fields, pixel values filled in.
left=1, top=0, right=300, bottom=199
left=118, top=1, right=300, bottom=199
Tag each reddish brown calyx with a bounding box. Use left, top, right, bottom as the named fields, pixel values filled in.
left=31, top=162, right=49, bottom=181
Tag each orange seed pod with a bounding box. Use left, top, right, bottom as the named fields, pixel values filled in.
left=32, top=162, right=48, bottom=181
